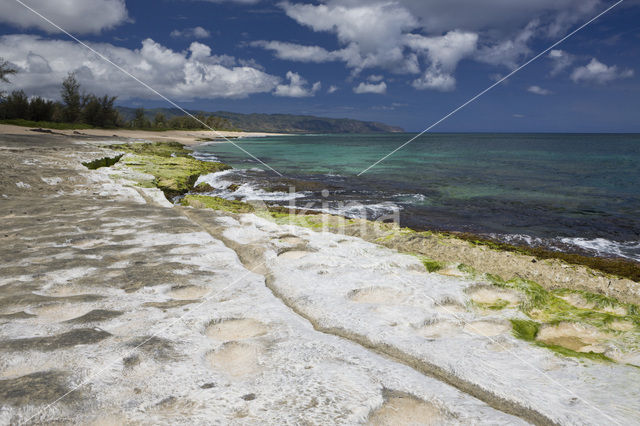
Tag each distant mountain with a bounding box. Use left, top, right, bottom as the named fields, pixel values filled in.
left=116, top=106, right=404, bottom=133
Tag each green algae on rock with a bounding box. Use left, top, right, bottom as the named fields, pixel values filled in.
left=122, top=154, right=229, bottom=198
left=82, top=154, right=123, bottom=170
left=111, top=142, right=230, bottom=198
left=181, top=194, right=254, bottom=213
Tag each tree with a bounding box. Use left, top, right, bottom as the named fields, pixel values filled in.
left=61, top=72, right=81, bottom=122
left=131, top=107, right=149, bottom=128
left=1, top=90, right=29, bottom=119
left=82, top=94, right=118, bottom=127
left=153, top=112, right=166, bottom=128
left=28, top=96, right=55, bottom=122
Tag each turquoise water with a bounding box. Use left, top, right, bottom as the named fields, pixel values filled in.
left=195, top=133, right=640, bottom=260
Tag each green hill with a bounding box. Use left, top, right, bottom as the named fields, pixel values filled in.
left=116, top=107, right=403, bottom=133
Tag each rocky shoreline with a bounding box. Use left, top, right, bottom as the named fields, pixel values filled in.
left=1, top=133, right=639, bottom=424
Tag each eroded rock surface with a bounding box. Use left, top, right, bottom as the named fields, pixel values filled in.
left=0, top=134, right=525, bottom=424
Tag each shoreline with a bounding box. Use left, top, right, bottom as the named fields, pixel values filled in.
left=98, top=138, right=640, bottom=302
left=188, top=141, right=640, bottom=284
left=0, top=123, right=288, bottom=146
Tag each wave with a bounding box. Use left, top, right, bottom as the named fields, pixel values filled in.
left=191, top=152, right=220, bottom=162
left=195, top=170, right=307, bottom=202
left=300, top=202, right=401, bottom=219
left=489, top=233, right=640, bottom=262
left=558, top=237, right=640, bottom=262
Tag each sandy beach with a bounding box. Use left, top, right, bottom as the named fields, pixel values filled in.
left=1, top=131, right=639, bottom=424
left=0, top=123, right=286, bottom=146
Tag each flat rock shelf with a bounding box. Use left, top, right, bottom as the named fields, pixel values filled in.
left=0, top=132, right=639, bottom=425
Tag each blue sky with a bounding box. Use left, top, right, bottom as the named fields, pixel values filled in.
left=0, top=0, right=639, bottom=132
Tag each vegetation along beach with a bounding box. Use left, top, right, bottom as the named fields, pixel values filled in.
left=1, top=0, right=640, bottom=425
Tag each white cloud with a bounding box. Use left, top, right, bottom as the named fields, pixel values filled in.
left=390, top=0, right=602, bottom=37
left=279, top=1, right=420, bottom=74
left=328, top=85, right=339, bottom=93
left=265, top=0, right=607, bottom=91
left=571, top=58, right=634, bottom=84
left=0, top=35, right=281, bottom=100
left=548, top=49, right=574, bottom=75
left=0, top=0, right=129, bottom=34
left=367, top=74, right=384, bottom=82
left=412, top=71, right=455, bottom=91
left=274, top=71, right=321, bottom=97
left=406, top=30, right=478, bottom=91
left=251, top=40, right=339, bottom=63
left=528, top=85, right=552, bottom=95
left=475, top=20, right=537, bottom=69
left=353, top=81, right=387, bottom=94
left=170, top=26, right=211, bottom=39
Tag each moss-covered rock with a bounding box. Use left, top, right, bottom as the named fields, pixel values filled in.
left=82, top=154, right=123, bottom=170
left=108, top=141, right=190, bottom=158
left=193, top=182, right=214, bottom=192
left=106, top=141, right=230, bottom=198
left=181, top=194, right=254, bottom=213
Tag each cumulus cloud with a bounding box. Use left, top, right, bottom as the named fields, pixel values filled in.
left=406, top=30, right=478, bottom=91
left=279, top=1, right=420, bottom=74
left=396, top=0, right=602, bottom=37
left=571, top=58, right=634, bottom=84
left=548, top=49, right=574, bottom=75
left=251, top=40, right=340, bottom=63
left=528, top=85, right=552, bottom=95
left=328, top=85, right=339, bottom=93
left=0, top=0, right=129, bottom=34
left=274, top=71, right=321, bottom=97
left=170, top=26, right=211, bottom=39
left=253, top=0, right=610, bottom=93
left=475, top=21, right=537, bottom=69
left=0, top=35, right=281, bottom=100
left=353, top=81, right=387, bottom=94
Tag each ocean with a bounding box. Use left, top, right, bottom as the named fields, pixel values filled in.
left=193, top=133, right=640, bottom=261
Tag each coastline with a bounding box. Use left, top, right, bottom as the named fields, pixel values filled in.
left=0, top=123, right=287, bottom=146
left=2, top=132, right=640, bottom=424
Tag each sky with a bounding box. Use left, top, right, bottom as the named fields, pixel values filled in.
left=0, top=0, right=639, bottom=132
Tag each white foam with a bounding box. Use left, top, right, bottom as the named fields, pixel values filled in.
left=196, top=170, right=307, bottom=202
left=559, top=237, right=640, bottom=262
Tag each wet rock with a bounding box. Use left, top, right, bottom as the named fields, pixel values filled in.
left=0, top=311, right=36, bottom=320
left=1, top=328, right=111, bottom=352
left=0, top=371, right=74, bottom=406
left=65, top=309, right=123, bottom=323
left=142, top=299, right=199, bottom=309
left=128, top=336, right=180, bottom=361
